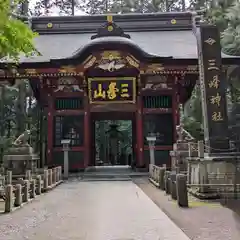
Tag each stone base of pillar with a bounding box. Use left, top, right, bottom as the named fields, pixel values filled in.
left=188, top=154, right=240, bottom=200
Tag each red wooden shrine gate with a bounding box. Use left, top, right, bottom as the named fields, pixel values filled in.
left=0, top=14, right=200, bottom=171
left=45, top=63, right=180, bottom=171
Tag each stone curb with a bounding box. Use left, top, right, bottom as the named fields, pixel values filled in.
left=0, top=180, right=64, bottom=215
left=149, top=177, right=160, bottom=188
left=188, top=188, right=220, bottom=200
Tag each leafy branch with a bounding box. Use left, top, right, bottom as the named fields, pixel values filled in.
left=0, top=0, right=39, bottom=61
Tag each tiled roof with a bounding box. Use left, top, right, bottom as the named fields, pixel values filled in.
left=19, top=30, right=198, bottom=63
left=1, top=12, right=238, bottom=63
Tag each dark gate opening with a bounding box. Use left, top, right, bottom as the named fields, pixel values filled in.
left=90, top=113, right=136, bottom=166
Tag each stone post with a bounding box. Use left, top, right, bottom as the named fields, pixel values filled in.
left=5, top=184, right=13, bottom=213
left=187, top=162, right=192, bottom=185
left=36, top=175, right=42, bottom=195
left=25, top=170, right=32, bottom=181
left=155, top=167, right=160, bottom=183
left=164, top=171, right=171, bottom=195
left=159, top=167, right=165, bottom=190
left=147, top=136, right=156, bottom=165
left=14, top=184, right=22, bottom=207
left=63, top=151, right=69, bottom=179
left=6, top=171, right=12, bottom=185
left=43, top=169, right=48, bottom=190
left=198, top=140, right=204, bottom=158
left=199, top=162, right=209, bottom=193
left=48, top=169, right=52, bottom=186
left=30, top=179, right=36, bottom=199
left=59, top=166, right=62, bottom=180
left=56, top=167, right=60, bottom=182
left=170, top=172, right=177, bottom=200
left=176, top=174, right=188, bottom=207
left=23, top=180, right=29, bottom=202
left=52, top=168, right=56, bottom=185
left=149, top=164, right=153, bottom=178
left=61, top=139, right=71, bottom=179
left=152, top=165, right=156, bottom=181
left=188, top=143, right=194, bottom=157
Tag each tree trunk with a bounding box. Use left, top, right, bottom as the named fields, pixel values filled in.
left=16, top=83, right=26, bottom=136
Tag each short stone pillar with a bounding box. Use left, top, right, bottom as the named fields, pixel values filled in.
left=155, top=167, right=160, bottom=183
left=36, top=175, right=42, bottom=195
left=23, top=180, right=29, bottom=202
left=5, top=184, right=13, bottom=213
left=30, top=179, right=36, bottom=199
left=25, top=170, right=32, bottom=181
left=48, top=169, right=52, bottom=186
left=164, top=171, right=171, bottom=195
left=52, top=168, right=56, bottom=185
left=176, top=174, right=188, bottom=207
left=198, top=140, right=204, bottom=158
left=149, top=164, right=153, bottom=178
left=43, top=169, right=48, bottom=190
left=61, top=139, right=71, bottom=179
left=56, top=167, right=60, bottom=182
left=14, top=184, right=22, bottom=207
left=146, top=135, right=156, bottom=165
left=170, top=172, right=177, bottom=200
left=175, top=167, right=180, bottom=174
left=6, top=171, right=12, bottom=185
left=159, top=167, right=165, bottom=190
left=59, top=166, right=62, bottom=180
left=199, top=162, right=209, bottom=193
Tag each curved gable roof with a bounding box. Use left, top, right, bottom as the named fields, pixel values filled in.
left=14, top=30, right=197, bottom=63
left=1, top=12, right=239, bottom=64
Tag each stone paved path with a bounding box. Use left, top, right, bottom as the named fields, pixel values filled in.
left=0, top=180, right=190, bottom=240
left=134, top=178, right=240, bottom=240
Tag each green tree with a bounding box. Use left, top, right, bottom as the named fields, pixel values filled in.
left=0, top=0, right=37, bottom=61
left=182, top=84, right=204, bottom=140
left=221, top=2, right=240, bottom=56
left=32, top=0, right=85, bottom=16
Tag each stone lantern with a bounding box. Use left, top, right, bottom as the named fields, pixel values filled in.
left=61, top=139, right=71, bottom=179
left=146, top=134, right=156, bottom=165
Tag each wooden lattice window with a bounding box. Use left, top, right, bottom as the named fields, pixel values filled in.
left=55, top=97, right=83, bottom=110
left=54, top=115, right=84, bottom=147
left=143, top=95, right=172, bottom=108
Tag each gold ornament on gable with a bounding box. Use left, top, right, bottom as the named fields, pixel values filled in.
left=96, top=51, right=141, bottom=72
left=126, top=55, right=140, bottom=68
left=25, top=69, right=37, bottom=75
left=100, top=51, right=121, bottom=60
left=83, top=55, right=97, bottom=69
left=59, top=66, right=76, bottom=73
left=54, top=77, right=82, bottom=92
left=96, top=51, right=126, bottom=72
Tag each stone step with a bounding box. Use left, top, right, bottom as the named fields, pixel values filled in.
left=82, top=172, right=148, bottom=178
left=82, top=172, right=132, bottom=181
left=85, top=165, right=132, bottom=173
left=81, top=177, right=131, bottom=182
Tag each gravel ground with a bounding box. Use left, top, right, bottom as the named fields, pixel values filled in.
left=0, top=179, right=190, bottom=240
left=134, top=177, right=240, bottom=240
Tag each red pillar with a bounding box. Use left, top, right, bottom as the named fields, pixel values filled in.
left=47, top=93, right=53, bottom=165
left=84, top=93, right=90, bottom=168
left=136, top=95, right=144, bottom=167
left=173, top=76, right=179, bottom=142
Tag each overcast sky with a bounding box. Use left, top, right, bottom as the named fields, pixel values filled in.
left=29, top=0, right=190, bottom=16
left=29, top=0, right=86, bottom=16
